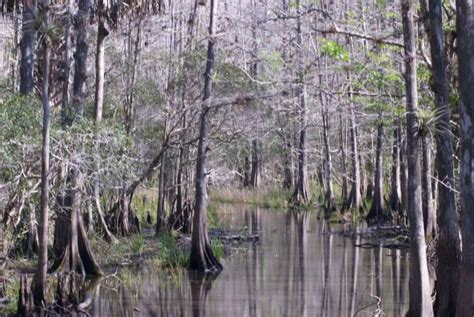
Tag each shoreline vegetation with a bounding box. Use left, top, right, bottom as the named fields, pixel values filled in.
left=0, top=190, right=260, bottom=314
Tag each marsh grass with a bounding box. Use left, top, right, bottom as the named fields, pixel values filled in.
left=209, top=186, right=291, bottom=209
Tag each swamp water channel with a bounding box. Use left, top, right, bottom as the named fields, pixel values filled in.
left=88, top=204, right=408, bottom=316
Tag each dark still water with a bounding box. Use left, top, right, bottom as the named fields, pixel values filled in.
left=91, top=205, right=409, bottom=316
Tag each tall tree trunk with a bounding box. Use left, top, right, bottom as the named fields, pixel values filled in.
left=456, top=0, right=474, bottom=314
left=346, top=101, right=361, bottom=211
left=322, top=105, right=335, bottom=212
left=389, top=123, right=401, bottom=214
left=289, top=0, right=310, bottom=205
left=367, top=117, right=386, bottom=224
left=402, top=0, right=433, bottom=315
left=425, top=0, right=461, bottom=314
left=92, top=11, right=115, bottom=243
left=249, top=0, right=260, bottom=189
left=19, top=0, right=36, bottom=95
left=189, top=0, right=222, bottom=273
left=422, top=135, right=436, bottom=237
left=33, top=7, right=50, bottom=304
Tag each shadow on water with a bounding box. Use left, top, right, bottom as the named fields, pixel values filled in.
left=87, top=204, right=409, bottom=316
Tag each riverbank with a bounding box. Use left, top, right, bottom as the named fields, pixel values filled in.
left=0, top=209, right=259, bottom=315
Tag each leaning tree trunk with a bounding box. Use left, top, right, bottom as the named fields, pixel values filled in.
left=402, top=1, right=433, bottom=315
left=19, top=0, right=36, bottom=95
left=421, top=135, right=436, bottom=238
left=189, top=0, right=222, bottom=273
left=33, top=11, right=50, bottom=304
left=456, top=0, right=474, bottom=315
left=367, top=117, right=387, bottom=224
left=424, top=0, right=461, bottom=314
left=289, top=0, right=310, bottom=206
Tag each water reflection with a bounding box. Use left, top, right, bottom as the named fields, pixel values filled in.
left=91, top=205, right=409, bottom=316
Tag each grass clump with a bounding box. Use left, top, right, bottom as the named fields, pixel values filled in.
left=131, top=234, right=145, bottom=255
left=210, top=238, right=225, bottom=261
left=158, top=233, right=189, bottom=269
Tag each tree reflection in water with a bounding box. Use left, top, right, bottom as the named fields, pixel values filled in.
left=87, top=205, right=409, bottom=316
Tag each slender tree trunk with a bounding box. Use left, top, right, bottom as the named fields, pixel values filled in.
left=390, top=123, right=401, bottom=214
left=367, top=117, right=386, bottom=224
left=11, top=12, right=19, bottom=93
left=92, top=11, right=115, bottom=243
left=94, top=15, right=107, bottom=126
left=456, top=0, right=474, bottom=314
left=424, top=0, right=461, bottom=314
left=339, top=113, right=348, bottom=205
left=33, top=7, right=50, bottom=304
left=290, top=0, right=310, bottom=205
left=400, top=135, right=408, bottom=223
left=156, top=154, right=167, bottom=233
left=61, top=0, right=73, bottom=118
left=346, top=101, right=361, bottom=211
left=422, top=135, right=436, bottom=237
left=19, top=0, right=36, bottom=95
left=189, top=0, right=222, bottom=273
left=322, top=105, right=335, bottom=211
left=402, top=1, right=433, bottom=315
